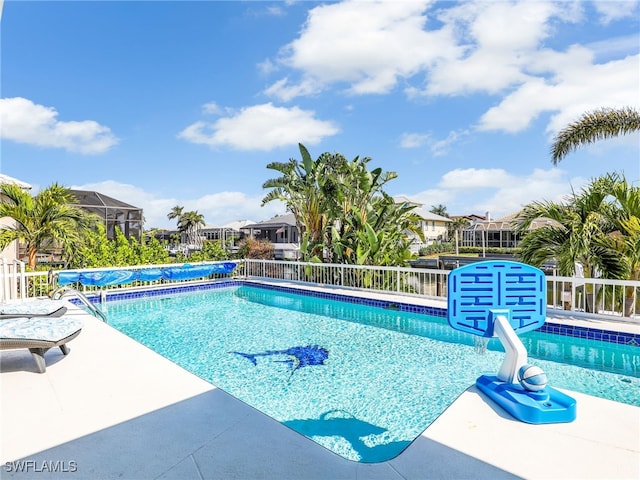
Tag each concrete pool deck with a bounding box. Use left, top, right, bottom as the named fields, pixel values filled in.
left=1, top=293, right=639, bottom=479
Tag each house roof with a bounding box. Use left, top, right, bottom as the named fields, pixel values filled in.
left=0, top=174, right=32, bottom=190
left=223, top=219, right=255, bottom=230
left=393, top=195, right=423, bottom=207
left=451, top=214, right=487, bottom=222
left=415, top=208, right=452, bottom=222
left=244, top=213, right=297, bottom=229
left=69, top=189, right=141, bottom=210
left=468, top=211, right=560, bottom=231
left=392, top=196, right=451, bottom=222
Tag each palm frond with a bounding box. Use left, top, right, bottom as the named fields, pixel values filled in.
left=551, top=107, right=640, bottom=164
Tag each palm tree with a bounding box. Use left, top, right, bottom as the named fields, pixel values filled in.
left=448, top=217, right=470, bottom=252
left=167, top=205, right=187, bottom=244
left=606, top=176, right=640, bottom=316
left=0, top=183, right=96, bottom=269
left=178, top=211, right=205, bottom=248
left=551, top=106, right=640, bottom=164
left=430, top=204, right=448, bottom=217
left=263, top=143, right=420, bottom=265
left=167, top=205, right=184, bottom=227
left=262, top=143, right=331, bottom=261
left=515, top=174, right=624, bottom=278
left=517, top=173, right=640, bottom=316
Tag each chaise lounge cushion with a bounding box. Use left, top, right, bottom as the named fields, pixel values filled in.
left=0, top=299, right=68, bottom=319
left=0, top=316, right=83, bottom=373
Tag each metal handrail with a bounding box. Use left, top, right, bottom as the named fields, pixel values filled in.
left=50, top=286, right=108, bottom=322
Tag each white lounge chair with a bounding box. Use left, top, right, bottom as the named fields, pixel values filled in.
left=0, top=316, right=83, bottom=373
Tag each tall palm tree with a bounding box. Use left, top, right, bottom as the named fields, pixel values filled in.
left=167, top=205, right=184, bottom=227
left=178, top=211, right=205, bottom=248
left=0, top=183, right=96, bottom=269
left=167, top=205, right=186, bottom=243
left=551, top=107, right=640, bottom=164
left=448, top=217, right=470, bottom=250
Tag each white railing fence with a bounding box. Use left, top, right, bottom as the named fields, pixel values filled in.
left=1, top=259, right=638, bottom=321
left=242, top=260, right=639, bottom=321
left=0, top=259, right=27, bottom=302
left=242, top=259, right=447, bottom=298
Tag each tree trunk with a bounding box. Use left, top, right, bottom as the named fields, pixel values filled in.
left=28, top=245, right=37, bottom=270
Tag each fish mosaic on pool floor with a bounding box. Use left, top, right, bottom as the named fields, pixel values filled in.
left=231, top=344, right=329, bottom=377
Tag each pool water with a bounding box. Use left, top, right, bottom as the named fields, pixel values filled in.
left=106, top=285, right=640, bottom=462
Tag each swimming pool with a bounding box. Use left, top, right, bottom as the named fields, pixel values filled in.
left=106, top=284, right=640, bottom=462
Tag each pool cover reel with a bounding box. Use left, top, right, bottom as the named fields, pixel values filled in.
left=56, top=262, right=237, bottom=287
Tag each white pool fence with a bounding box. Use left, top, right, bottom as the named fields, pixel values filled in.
left=1, top=258, right=638, bottom=322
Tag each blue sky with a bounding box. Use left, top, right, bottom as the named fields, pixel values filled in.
left=1, top=1, right=638, bottom=229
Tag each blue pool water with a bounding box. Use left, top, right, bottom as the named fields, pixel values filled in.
left=106, top=285, right=640, bottom=462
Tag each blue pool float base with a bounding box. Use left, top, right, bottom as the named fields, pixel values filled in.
left=476, top=374, right=577, bottom=424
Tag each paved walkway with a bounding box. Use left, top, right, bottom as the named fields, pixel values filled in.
left=1, top=298, right=639, bottom=479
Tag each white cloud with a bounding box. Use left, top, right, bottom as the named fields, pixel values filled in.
left=72, top=180, right=286, bottom=229
left=593, top=0, right=639, bottom=24
left=266, top=0, right=458, bottom=100
left=263, top=78, right=321, bottom=103
left=0, top=97, right=118, bottom=154
left=263, top=0, right=638, bottom=145
left=478, top=52, right=640, bottom=134
left=429, top=129, right=470, bottom=157
left=412, top=167, right=587, bottom=217
left=468, top=169, right=583, bottom=217
left=202, top=102, right=222, bottom=115
left=586, top=33, right=640, bottom=59
left=400, top=132, right=430, bottom=148
left=257, top=58, right=278, bottom=76
left=426, top=1, right=561, bottom=95
left=439, top=168, right=514, bottom=189
left=400, top=129, right=469, bottom=156
left=178, top=102, right=339, bottom=151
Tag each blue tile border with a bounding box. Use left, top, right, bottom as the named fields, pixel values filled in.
left=79, top=279, right=639, bottom=347
left=74, top=280, right=244, bottom=304
left=241, top=280, right=449, bottom=318
left=541, top=321, right=640, bottom=347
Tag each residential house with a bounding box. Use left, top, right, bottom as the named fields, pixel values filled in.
left=244, top=214, right=300, bottom=260
left=393, top=196, right=452, bottom=253
left=69, top=189, right=143, bottom=242
left=460, top=212, right=558, bottom=249
left=201, top=220, right=254, bottom=245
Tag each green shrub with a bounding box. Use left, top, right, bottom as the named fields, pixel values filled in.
left=419, top=242, right=454, bottom=256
